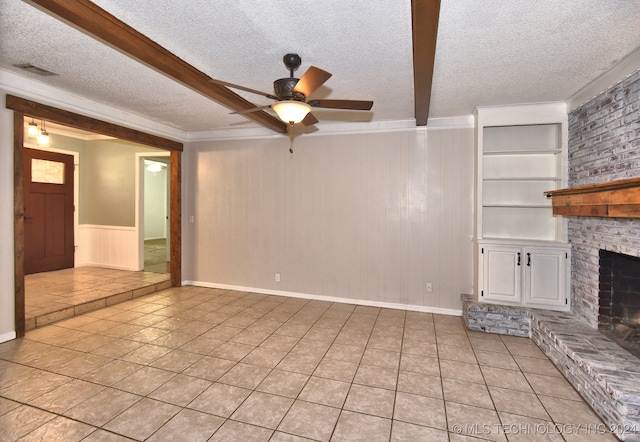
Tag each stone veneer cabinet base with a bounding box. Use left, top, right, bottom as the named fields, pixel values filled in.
left=462, top=294, right=640, bottom=441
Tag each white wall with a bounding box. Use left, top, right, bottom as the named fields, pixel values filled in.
left=184, top=126, right=475, bottom=313
left=0, top=92, right=16, bottom=341
left=144, top=165, right=168, bottom=240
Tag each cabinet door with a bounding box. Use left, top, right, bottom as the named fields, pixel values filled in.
left=524, top=247, right=568, bottom=308
left=481, top=246, right=522, bottom=303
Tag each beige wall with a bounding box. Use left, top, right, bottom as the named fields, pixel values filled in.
left=184, top=127, right=474, bottom=312
left=83, top=139, right=158, bottom=227
left=23, top=134, right=159, bottom=227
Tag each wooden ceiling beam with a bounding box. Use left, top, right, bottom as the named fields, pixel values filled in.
left=6, top=94, right=184, bottom=151
left=411, top=0, right=441, bottom=126
left=25, top=0, right=288, bottom=134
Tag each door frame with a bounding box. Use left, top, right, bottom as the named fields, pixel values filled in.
left=136, top=152, right=170, bottom=271
left=24, top=142, right=80, bottom=268
left=7, top=94, right=183, bottom=337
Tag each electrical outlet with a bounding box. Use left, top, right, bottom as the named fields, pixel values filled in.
left=275, top=273, right=281, bottom=282
left=426, top=282, right=433, bottom=292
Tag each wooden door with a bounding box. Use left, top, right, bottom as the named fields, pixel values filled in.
left=23, top=148, right=75, bottom=275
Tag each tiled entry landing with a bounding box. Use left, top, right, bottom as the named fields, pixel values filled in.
left=25, top=267, right=171, bottom=330
left=1, top=286, right=616, bottom=441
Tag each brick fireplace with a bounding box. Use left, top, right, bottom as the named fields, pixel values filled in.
left=568, top=70, right=640, bottom=328
left=548, top=70, right=640, bottom=440
left=464, top=70, right=640, bottom=441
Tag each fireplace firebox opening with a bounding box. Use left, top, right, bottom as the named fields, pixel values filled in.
left=598, top=250, right=640, bottom=358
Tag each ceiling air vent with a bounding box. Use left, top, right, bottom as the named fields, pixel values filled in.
left=12, top=63, right=58, bottom=77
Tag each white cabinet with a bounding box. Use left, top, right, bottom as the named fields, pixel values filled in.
left=479, top=242, right=570, bottom=309
left=475, top=103, right=570, bottom=311
left=481, top=244, right=521, bottom=303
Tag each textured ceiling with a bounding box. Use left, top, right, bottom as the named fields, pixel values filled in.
left=1, top=0, right=640, bottom=134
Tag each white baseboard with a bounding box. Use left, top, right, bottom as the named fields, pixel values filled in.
left=183, top=280, right=462, bottom=317
left=76, top=263, right=138, bottom=271
left=0, top=331, right=17, bottom=343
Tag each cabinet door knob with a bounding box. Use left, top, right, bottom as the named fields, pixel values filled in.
left=517, top=252, right=521, bottom=266
left=527, top=252, right=531, bottom=266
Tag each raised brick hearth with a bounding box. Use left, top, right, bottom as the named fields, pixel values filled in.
left=462, top=294, right=640, bottom=441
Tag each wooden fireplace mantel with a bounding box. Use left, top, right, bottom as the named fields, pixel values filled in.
left=544, top=177, right=640, bottom=218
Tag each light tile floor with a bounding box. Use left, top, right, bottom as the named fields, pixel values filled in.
left=144, top=239, right=170, bottom=274
left=25, top=267, right=171, bottom=329
left=0, top=286, right=617, bottom=441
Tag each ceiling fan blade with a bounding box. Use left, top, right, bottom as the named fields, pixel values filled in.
left=230, top=104, right=273, bottom=115
left=308, top=99, right=374, bottom=111
left=210, top=79, right=278, bottom=100
left=293, top=66, right=332, bottom=97
left=302, top=112, right=319, bottom=126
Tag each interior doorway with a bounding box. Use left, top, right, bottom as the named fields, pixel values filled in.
left=142, top=156, right=170, bottom=273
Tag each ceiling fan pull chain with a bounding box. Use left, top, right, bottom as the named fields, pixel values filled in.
left=288, top=123, right=294, bottom=154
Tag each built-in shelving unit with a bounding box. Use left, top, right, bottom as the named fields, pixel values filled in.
left=475, top=103, right=570, bottom=311
left=481, top=123, right=562, bottom=242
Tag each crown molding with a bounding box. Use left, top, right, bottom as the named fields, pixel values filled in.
left=567, top=46, right=640, bottom=113
left=3, top=69, right=474, bottom=144
left=0, top=69, right=186, bottom=142
left=187, top=116, right=473, bottom=142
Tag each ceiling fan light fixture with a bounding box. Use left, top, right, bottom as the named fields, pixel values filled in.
left=272, top=100, right=311, bottom=125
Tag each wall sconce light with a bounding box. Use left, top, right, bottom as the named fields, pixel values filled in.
left=27, top=119, right=39, bottom=138
left=37, top=120, right=50, bottom=146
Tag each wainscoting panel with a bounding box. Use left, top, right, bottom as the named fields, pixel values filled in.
left=77, top=224, right=139, bottom=270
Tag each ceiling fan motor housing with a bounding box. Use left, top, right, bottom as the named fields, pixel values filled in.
left=273, top=77, right=305, bottom=101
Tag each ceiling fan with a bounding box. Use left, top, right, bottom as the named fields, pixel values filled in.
left=211, top=54, right=373, bottom=127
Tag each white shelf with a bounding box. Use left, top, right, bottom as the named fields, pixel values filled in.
left=483, top=179, right=557, bottom=207
left=480, top=237, right=567, bottom=245
left=484, top=154, right=559, bottom=180
left=483, top=124, right=560, bottom=152
left=482, top=206, right=559, bottom=241
left=484, top=149, right=562, bottom=156
left=483, top=177, right=559, bottom=181
left=483, top=204, right=551, bottom=208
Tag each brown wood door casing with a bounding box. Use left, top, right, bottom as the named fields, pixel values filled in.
left=8, top=95, right=184, bottom=337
